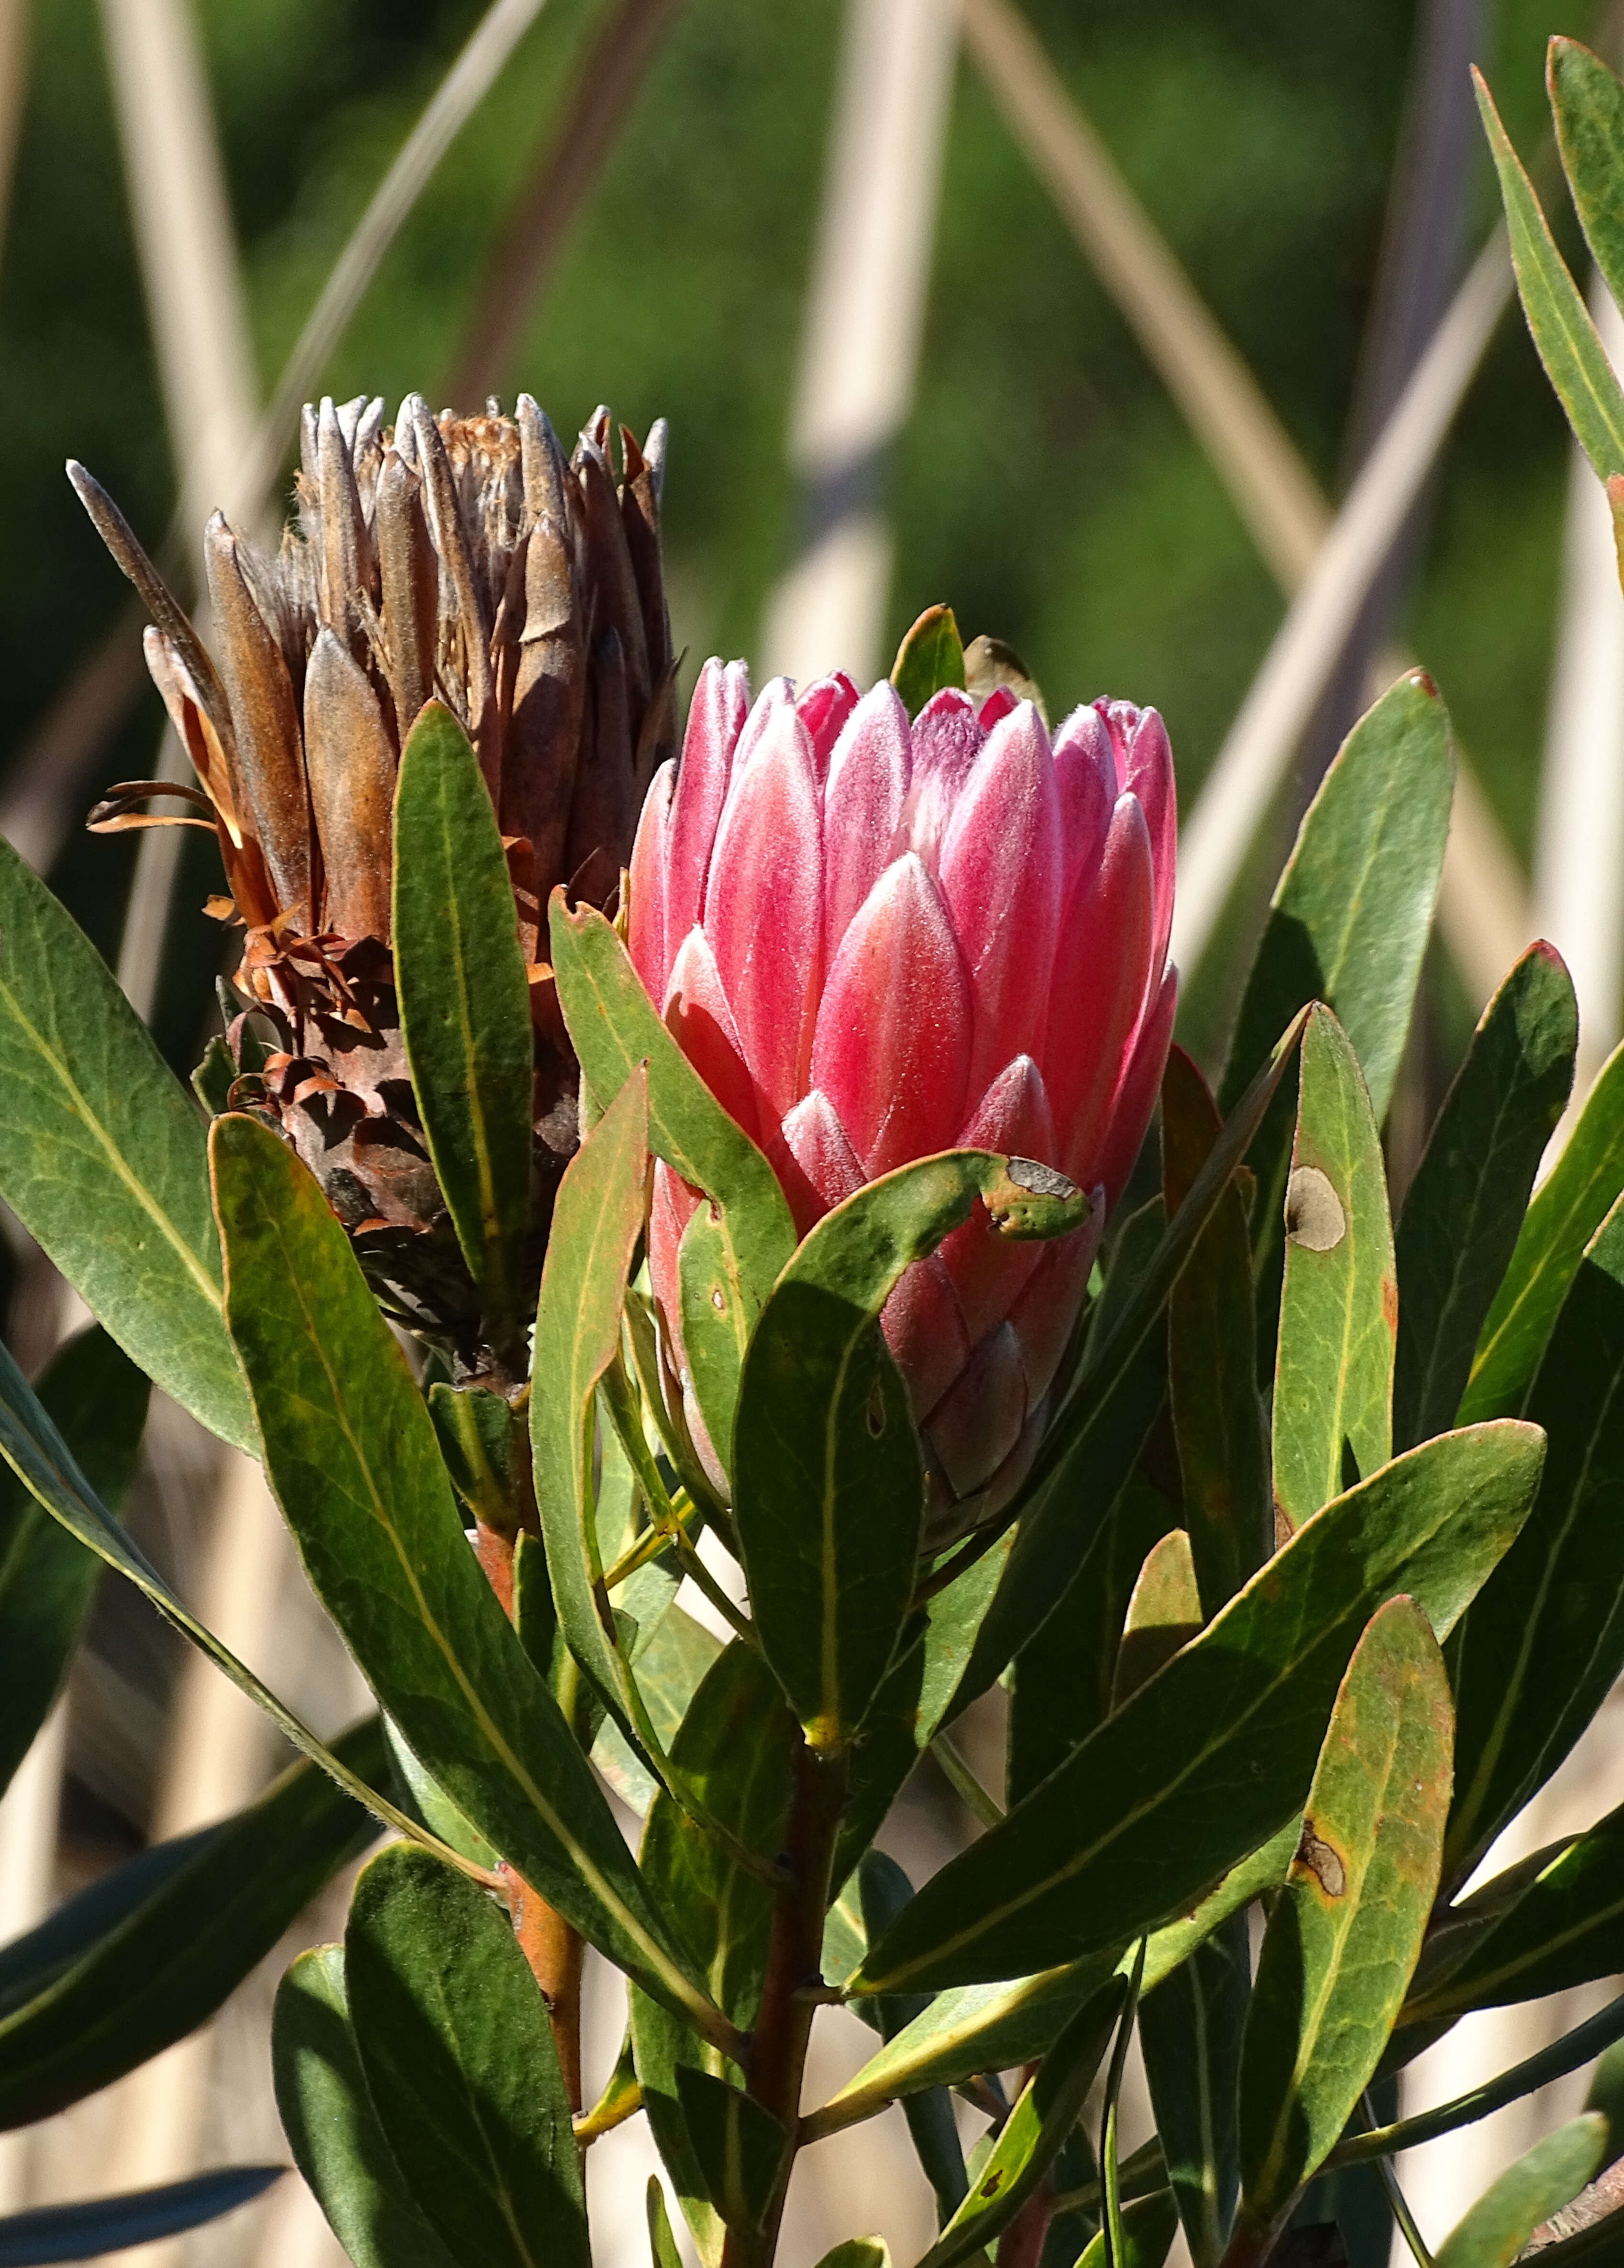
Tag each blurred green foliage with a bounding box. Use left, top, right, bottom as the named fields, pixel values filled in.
left=0, top=0, right=1598, bottom=1046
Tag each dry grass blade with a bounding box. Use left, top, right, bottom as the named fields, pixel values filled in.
left=1535, top=273, right=1624, bottom=1115
left=242, top=0, right=552, bottom=516
left=965, top=0, right=1530, bottom=1002
left=0, top=0, right=29, bottom=275
left=758, top=0, right=959, bottom=685
left=445, top=0, right=682, bottom=407
left=1170, top=236, right=1512, bottom=973
left=3, top=0, right=580, bottom=884
left=961, top=0, right=1326, bottom=592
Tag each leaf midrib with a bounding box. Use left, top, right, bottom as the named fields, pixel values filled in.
left=0, top=971, right=221, bottom=1313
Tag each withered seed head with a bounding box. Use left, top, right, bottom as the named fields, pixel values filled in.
left=73, top=394, right=677, bottom=1369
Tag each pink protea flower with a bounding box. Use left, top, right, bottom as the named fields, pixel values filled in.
left=628, top=659, right=1177, bottom=1542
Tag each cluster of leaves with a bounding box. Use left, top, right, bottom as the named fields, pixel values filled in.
left=5, top=646, right=1624, bottom=2268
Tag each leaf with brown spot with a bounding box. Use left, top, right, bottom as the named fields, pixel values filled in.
left=1272, top=1007, right=1395, bottom=1531
left=1233, top=1595, right=1453, bottom=2249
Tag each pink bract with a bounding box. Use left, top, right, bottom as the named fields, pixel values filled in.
left=629, top=661, right=1177, bottom=1542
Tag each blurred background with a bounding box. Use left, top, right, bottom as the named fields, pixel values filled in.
left=1, top=0, right=1622, bottom=2262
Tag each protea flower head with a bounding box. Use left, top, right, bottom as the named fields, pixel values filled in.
left=71, top=393, right=674, bottom=1360
left=628, top=660, right=1177, bottom=1544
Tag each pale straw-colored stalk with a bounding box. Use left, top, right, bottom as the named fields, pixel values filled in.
left=964, top=0, right=1530, bottom=1008
left=0, top=0, right=29, bottom=272
left=96, top=0, right=259, bottom=1022
left=1169, top=236, right=1514, bottom=975
left=241, top=0, right=551, bottom=520
left=1536, top=272, right=1624, bottom=1119
left=757, top=0, right=959, bottom=687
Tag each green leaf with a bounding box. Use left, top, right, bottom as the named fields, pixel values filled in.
left=890, top=604, right=967, bottom=717
left=1460, top=1037, right=1624, bottom=1425
left=673, top=2068, right=787, bottom=2234
left=427, top=1383, right=519, bottom=1532
left=734, top=1150, right=1089, bottom=1744
left=0, top=836, right=253, bottom=1449
left=917, top=1981, right=1126, bottom=2268
left=841, top=1852, right=968, bottom=2224
left=1234, top=1597, right=1453, bottom=2240
left=678, top=1195, right=754, bottom=1478
left=191, top=1032, right=236, bottom=1117
left=1477, top=65, right=1624, bottom=485
left=647, top=2180, right=684, bottom=2268
left=1075, top=2188, right=1180, bottom=2268
left=548, top=893, right=796, bottom=1319
left=1395, top=944, right=1577, bottom=1450
left=1447, top=1192, right=1624, bottom=1885
left=958, top=1328, right=1166, bottom=1717
left=1140, top=1912, right=1249, bottom=2268
left=1409, top=1794, right=1624, bottom=2027
left=1221, top=675, right=1453, bottom=1131
left=1110, top=1529, right=1203, bottom=1709
left=592, top=1602, right=722, bottom=1818
left=0, top=2169, right=284, bottom=2267
left=0, top=1720, right=384, bottom=2128
left=1220, top=677, right=1453, bottom=1375
left=345, top=1843, right=586, bottom=2268
left=383, top=1720, right=499, bottom=1873
left=1272, top=1005, right=1395, bottom=1530
left=210, top=1112, right=731, bottom=2046
left=849, top=1422, right=1540, bottom=1997
left=835, top=1531, right=1024, bottom=1877
left=393, top=701, right=533, bottom=1360
left=273, top=1945, right=458, bottom=2268
left=0, top=1327, right=148, bottom=1795
left=1435, top=2114, right=1608, bottom=2268
left=964, top=1009, right=1307, bottom=1701
left=632, top=1642, right=796, bottom=2268
left=812, top=2246, right=891, bottom=2268
left=1008, top=1477, right=1176, bottom=1805
left=0, top=1328, right=421, bottom=1855
left=1162, top=1046, right=1268, bottom=1616
left=1551, top=39, right=1624, bottom=330
left=812, top=1826, right=1296, bottom=2140
left=530, top=1069, right=661, bottom=1755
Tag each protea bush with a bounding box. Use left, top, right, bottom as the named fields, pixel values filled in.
left=9, top=58, right=1624, bottom=2264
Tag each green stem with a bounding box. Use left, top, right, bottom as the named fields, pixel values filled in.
left=1329, top=1993, right=1624, bottom=2168
left=723, top=1734, right=849, bottom=2268
left=1365, top=2095, right=1435, bottom=2268
left=933, top=1730, right=1004, bottom=1828
left=1101, top=1941, right=1148, bottom=2268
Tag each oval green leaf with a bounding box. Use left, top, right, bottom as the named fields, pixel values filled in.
left=1235, top=1597, right=1453, bottom=2239
left=1395, top=942, right=1577, bottom=1450
left=394, top=700, right=534, bottom=1363
left=210, top=1111, right=730, bottom=2048
left=1447, top=1191, right=1624, bottom=1885
left=273, top=1945, right=458, bottom=2268
left=1478, top=61, right=1624, bottom=484
left=890, top=604, right=967, bottom=717
left=0, top=1326, right=148, bottom=1796
left=345, top=1842, right=587, bottom=2268
left=1435, top=2113, right=1608, bottom=2268
left=0, top=1719, right=385, bottom=2128
left=548, top=891, right=795, bottom=1322
left=1272, top=1004, right=1395, bottom=1529
left=1551, top=37, right=1624, bottom=331
left=1460, top=1035, right=1624, bottom=1425
left=849, top=1422, right=1540, bottom=1998
left=0, top=837, right=252, bottom=1448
